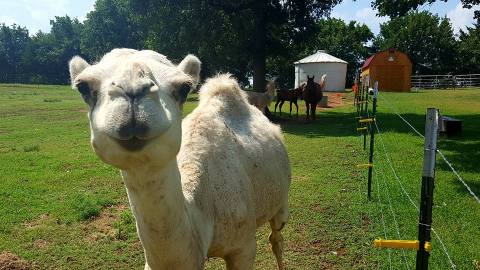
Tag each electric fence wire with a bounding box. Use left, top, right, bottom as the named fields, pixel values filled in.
left=373, top=155, right=393, bottom=270
left=374, top=120, right=457, bottom=270
left=375, top=155, right=412, bottom=270
left=365, top=167, right=382, bottom=270
left=356, top=94, right=383, bottom=269
left=378, top=95, right=480, bottom=204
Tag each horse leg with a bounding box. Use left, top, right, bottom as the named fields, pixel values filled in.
left=279, top=101, right=284, bottom=116
left=274, top=100, right=280, bottom=115
left=289, top=101, right=293, bottom=117
left=305, top=102, right=310, bottom=120
left=311, top=103, right=317, bottom=120
left=294, top=100, right=298, bottom=117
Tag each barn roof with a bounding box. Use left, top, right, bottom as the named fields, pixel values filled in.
left=294, top=50, right=347, bottom=65
left=361, top=55, right=375, bottom=70
left=361, top=49, right=412, bottom=71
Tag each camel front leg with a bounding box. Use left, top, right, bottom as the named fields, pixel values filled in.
left=225, top=240, right=256, bottom=270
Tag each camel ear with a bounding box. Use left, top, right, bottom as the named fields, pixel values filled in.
left=69, top=56, right=90, bottom=87
left=178, top=54, right=201, bottom=87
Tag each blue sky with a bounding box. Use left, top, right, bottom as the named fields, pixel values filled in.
left=0, top=0, right=478, bottom=36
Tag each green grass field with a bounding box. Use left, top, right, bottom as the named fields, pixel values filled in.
left=0, top=84, right=478, bottom=269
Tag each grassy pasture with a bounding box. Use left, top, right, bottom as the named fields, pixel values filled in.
left=0, top=84, right=478, bottom=269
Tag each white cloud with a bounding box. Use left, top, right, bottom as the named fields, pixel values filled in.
left=78, top=3, right=95, bottom=22
left=331, top=6, right=389, bottom=35
left=447, top=3, right=479, bottom=34
left=354, top=7, right=389, bottom=34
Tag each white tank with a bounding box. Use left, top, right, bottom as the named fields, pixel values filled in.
left=294, top=50, right=347, bottom=92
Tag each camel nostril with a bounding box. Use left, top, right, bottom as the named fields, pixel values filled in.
left=117, top=123, right=149, bottom=140
left=118, top=123, right=135, bottom=140
left=134, top=124, right=149, bottom=138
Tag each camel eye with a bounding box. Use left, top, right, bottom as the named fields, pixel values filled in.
left=76, top=81, right=96, bottom=104
left=172, top=82, right=192, bottom=104
left=77, top=82, right=90, bottom=97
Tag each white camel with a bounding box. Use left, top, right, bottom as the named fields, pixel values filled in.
left=69, top=48, right=291, bottom=270
left=245, top=80, right=276, bottom=113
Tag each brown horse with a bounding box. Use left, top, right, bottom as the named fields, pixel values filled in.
left=274, top=84, right=304, bottom=117
left=302, top=75, right=326, bottom=120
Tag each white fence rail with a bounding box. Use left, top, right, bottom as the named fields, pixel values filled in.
left=411, top=74, right=480, bottom=89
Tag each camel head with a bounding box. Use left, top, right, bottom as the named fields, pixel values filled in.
left=69, top=49, right=201, bottom=170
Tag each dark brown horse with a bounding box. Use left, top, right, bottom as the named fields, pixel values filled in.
left=302, top=75, right=326, bottom=120
left=274, top=84, right=304, bottom=117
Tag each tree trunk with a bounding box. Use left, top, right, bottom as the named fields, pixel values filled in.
left=252, top=1, right=266, bottom=92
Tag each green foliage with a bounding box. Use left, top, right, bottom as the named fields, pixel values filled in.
left=81, top=0, right=142, bottom=61
left=307, top=18, right=373, bottom=86
left=114, top=210, right=136, bottom=240
left=71, top=194, right=102, bottom=221
left=0, top=24, right=30, bottom=82
left=457, top=20, right=480, bottom=74
left=374, top=11, right=456, bottom=74
left=2, top=0, right=480, bottom=86
left=23, top=145, right=40, bottom=152
left=128, top=0, right=341, bottom=87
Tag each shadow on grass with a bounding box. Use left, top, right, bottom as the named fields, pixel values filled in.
left=375, top=112, right=480, bottom=196
left=276, top=108, right=479, bottom=197
left=278, top=111, right=356, bottom=138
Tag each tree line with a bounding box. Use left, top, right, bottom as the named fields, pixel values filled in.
left=0, top=0, right=479, bottom=88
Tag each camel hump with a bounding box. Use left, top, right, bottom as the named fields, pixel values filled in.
left=198, top=73, right=248, bottom=104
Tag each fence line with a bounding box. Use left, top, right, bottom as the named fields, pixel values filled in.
left=411, top=74, right=480, bottom=89
left=379, top=95, right=480, bottom=204
left=374, top=155, right=393, bottom=270
left=376, top=158, right=412, bottom=270
left=374, top=119, right=457, bottom=270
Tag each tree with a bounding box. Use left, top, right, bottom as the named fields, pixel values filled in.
left=0, top=24, right=30, bottom=82
left=128, top=0, right=341, bottom=91
left=81, top=0, right=142, bottom=61
left=373, top=11, right=456, bottom=74
left=457, top=20, right=480, bottom=73
left=303, top=18, right=374, bottom=86
left=372, top=0, right=480, bottom=20
left=22, top=16, right=83, bottom=83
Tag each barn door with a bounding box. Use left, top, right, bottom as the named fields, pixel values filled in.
left=377, top=65, right=405, bottom=91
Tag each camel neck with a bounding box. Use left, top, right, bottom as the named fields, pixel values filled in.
left=121, top=160, right=202, bottom=268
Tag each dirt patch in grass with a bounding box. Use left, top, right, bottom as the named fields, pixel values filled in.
left=0, top=252, right=31, bottom=270
left=32, top=239, right=50, bottom=250
left=23, top=214, right=51, bottom=230
left=0, top=128, right=11, bottom=134
left=361, top=213, right=371, bottom=231
left=320, top=93, right=348, bottom=109
left=83, top=204, right=128, bottom=243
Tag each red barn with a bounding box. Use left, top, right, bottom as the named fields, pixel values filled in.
left=361, top=49, right=412, bottom=92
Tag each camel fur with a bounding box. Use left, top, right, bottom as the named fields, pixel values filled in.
left=68, top=48, right=291, bottom=270
left=245, top=81, right=276, bottom=113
